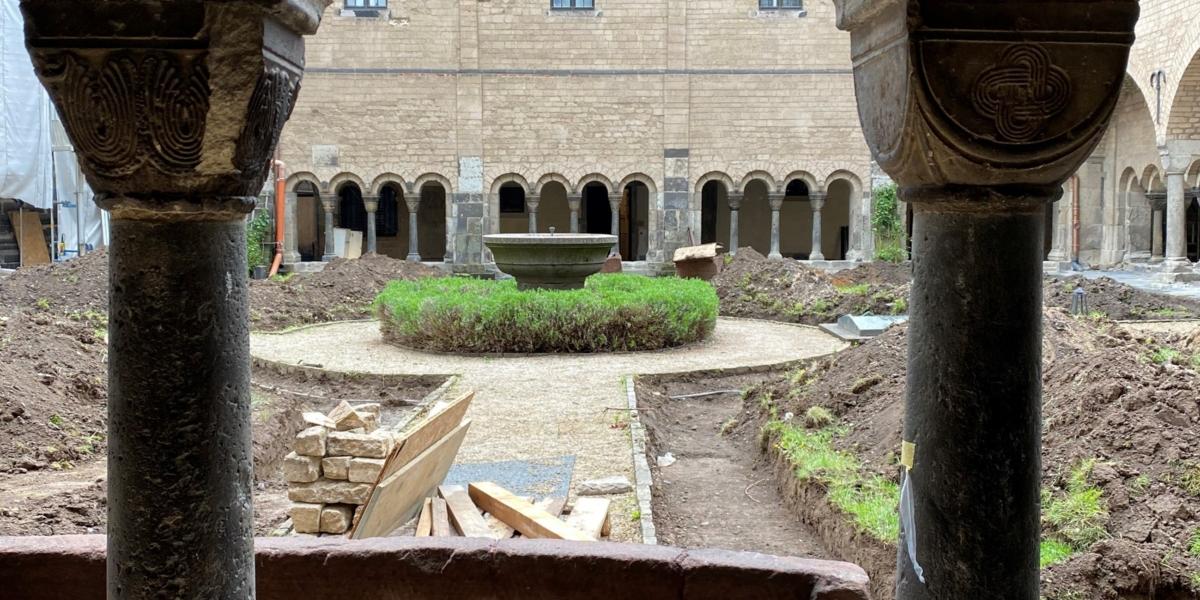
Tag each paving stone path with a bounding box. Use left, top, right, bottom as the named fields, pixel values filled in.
left=251, top=317, right=847, bottom=543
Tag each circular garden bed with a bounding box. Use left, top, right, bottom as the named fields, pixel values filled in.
left=375, top=274, right=718, bottom=353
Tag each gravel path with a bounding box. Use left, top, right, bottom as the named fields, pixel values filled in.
left=251, top=317, right=847, bottom=542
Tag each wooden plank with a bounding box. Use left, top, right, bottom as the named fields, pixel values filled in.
left=565, top=497, right=611, bottom=540
left=467, top=482, right=594, bottom=542
left=8, top=211, right=50, bottom=266
left=439, top=485, right=495, bottom=539
left=504, top=497, right=566, bottom=539
left=350, top=420, right=471, bottom=539
left=430, top=498, right=452, bottom=537
left=381, top=391, right=474, bottom=481
left=414, top=498, right=433, bottom=537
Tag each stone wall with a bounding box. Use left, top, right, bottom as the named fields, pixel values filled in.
left=277, top=0, right=874, bottom=269
left=1, top=535, right=872, bottom=600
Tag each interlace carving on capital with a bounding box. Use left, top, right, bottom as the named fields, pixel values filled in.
left=39, top=51, right=209, bottom=178
left=971, top=44, right=1070, bottom=143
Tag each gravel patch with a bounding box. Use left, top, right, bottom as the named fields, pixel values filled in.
left=251, top=317, right=847, bottom=542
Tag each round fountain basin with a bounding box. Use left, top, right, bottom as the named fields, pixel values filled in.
left=484, top=233, right=617, bottom=290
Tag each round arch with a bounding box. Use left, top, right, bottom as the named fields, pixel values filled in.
left=534, top=173, right=573, bottom=196
left=369, top=173, right=407, bottom=197
left=737, top=170, right=778, bottom=195
left=328, top=172, right=366, bottom=195
left=784, top=170, right=821, bottom=195
left=490, top=173, right=531, bottom=235
left=286, top=171, right=321, bottom=194
left=414, top=172, right=454, bottom=196
left=576, top=173, right=614, bottom=194
left=617, top=174, right=657, bottom=262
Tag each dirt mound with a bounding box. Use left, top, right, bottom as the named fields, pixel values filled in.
left=0, top=310, right=108, bottom=475
left=754, top=311, right=1200, bottom=599
left=0, top=250, right=108, bottom=315
left=249, top=254, right=441, bottom=331
left=1044, top=275, right=1200, bottom=320
left=712, top=249, right=908, bottom=324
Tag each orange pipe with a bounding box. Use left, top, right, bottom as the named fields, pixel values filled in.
left=268, top=151, right=286, bottom=277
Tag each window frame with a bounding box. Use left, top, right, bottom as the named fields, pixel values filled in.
left=758, top=0, right=803, bottom=9
left=550, top=0, right=595, bottom=10
left=345, top=0, right=387, bottom=8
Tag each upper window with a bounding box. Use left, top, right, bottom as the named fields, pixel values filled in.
left=346, top=0, right=386, bottom=7
left=551, top=0, right=594, bottom=9
left=759, top=0, right=802, bottom=8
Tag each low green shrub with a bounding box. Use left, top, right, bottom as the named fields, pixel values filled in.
left=246, top=211, right=271, bottom=274
left=1040, top=540, right=1074, bottom=569
left=375, top=274, right=718, bottom=353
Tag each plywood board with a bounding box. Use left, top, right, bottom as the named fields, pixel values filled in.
left=8, top=211, right=50, bottom=266
left=415, top=498, right=433, bottom=537
left=439, top=485, right=495, bottom=539
left=431, top=498, right=452, bottom=537
left=381, top=391, right=474, bottom=482
left=350, top=420, right=471, bottom=539
left=467, top=482, right=593, bottom=542
left=565, top=497, right=611, bottom=540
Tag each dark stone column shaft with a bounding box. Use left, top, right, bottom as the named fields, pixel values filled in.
left=527, top=196, right=540, bottom=234
left=810, top=193, right=826, bottom=261
left=897, top=190, right=1045, bottom=600
left=321, top=200, right=336, bottom=261
left=108, top=216, right=253, bottom=599
left=406, top=200, right=421, bottom=262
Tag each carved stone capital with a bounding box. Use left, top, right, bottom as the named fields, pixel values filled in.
left=1160, top=149, right=1192, bottom=176
left=567, top=194, right=582, bottom=211
left=405, top=197, right=421, bottom=213
left=363, top=196, right=379, bottom=213
left=809, top=193, right=826, bottom=212
left=526, top=194, right=541, bottom=211
left=768, top=193, right=786, bottom=211
left=728, top=193, right=744, bottom=210
left=22, top=0, right=332, bottom=219
left=834, top=0, right=1138, bottom=196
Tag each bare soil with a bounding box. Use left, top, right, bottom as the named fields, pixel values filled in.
left=745, top=310, right=1200, bottom=600
left=636, top=373, right=828, bottom=558
left=0, top=253, right=444, bottom=536
left=249, top=254, right=442, bottom=331
left=712, top=251, right=1200, bottom=324
left=712, top=249, right=909, bottom=324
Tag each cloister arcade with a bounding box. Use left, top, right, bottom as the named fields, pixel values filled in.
left=285, top=168, right=868, bottom=268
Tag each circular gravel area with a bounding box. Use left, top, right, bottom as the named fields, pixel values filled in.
left=251, top=317, right=847, bottom=542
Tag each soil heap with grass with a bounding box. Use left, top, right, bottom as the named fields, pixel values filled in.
left=1044, top=276, right=1200, bottom=320
left=745, top=310, right=1200, bottom=600
left=712, top=249, right=909, bottom=324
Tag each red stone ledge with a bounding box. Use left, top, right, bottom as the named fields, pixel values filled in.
left=1, top=535, right=870, bottom=599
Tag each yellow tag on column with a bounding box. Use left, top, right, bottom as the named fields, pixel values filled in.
left=901, top=441, right=916, bottom=470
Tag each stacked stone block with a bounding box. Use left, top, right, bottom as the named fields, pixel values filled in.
left=286, top=402, right=393, bottom=535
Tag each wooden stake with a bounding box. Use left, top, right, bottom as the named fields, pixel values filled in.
left=468, top=482, right=593, bottom=541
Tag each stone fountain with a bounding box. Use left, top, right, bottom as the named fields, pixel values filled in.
left=484, top=230, right=617, bottom=290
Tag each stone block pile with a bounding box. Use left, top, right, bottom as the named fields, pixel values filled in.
left=286, top=401, right=394, bottom=534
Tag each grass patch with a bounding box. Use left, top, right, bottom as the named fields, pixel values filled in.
left=1188, top=528, right=1200, bottom=558
left=1149, top=307, right=1190, bottom=319
left=376, top=274, right=718, bottom=353
left=803, top=406, right=834, bottom=429
left=766, top=420, right=899, bottom=542
left=1147, top=347, right=1184, bottom=365
left=1043, top=459, right=1109, bottom=552
left=834, top=283, right=871, bottom=296
left=1040, top=539, right=1075, bottom=569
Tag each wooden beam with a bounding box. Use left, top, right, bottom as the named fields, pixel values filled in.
left=350, top=420, right=471, bottom=539
left=431, top=498, right=452, bottom=537
left=414, top=498, right=433, bottom=537
left=439, top=485, right=496, bottom=539
left=381, top=391, right=474, bottom=481
left=467, top=482, right=594, bottom=542
left=565, top=497, right=611, bottom=540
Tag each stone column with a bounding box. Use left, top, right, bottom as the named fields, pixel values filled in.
left=809, top=192, right=827, bottom=261
left=363, top=195, right=379, bottom=255
left=1045, top=187, right=1071, bottom=270
left=728, top=193, right=743, bottom=256
left=405, top=196, right=421, bottom=262
left=568, top=193, right=582, bottom=233
left=1152, top=208, right=1165, bottom=258
left=768, top=192, right=785, bottom=260
left=321, top=199, right=337, bottom=261
left=609, top=196, right=621, bottom=254
left=1162, top=151, right=1191, bottom=274
left=834, top=2, right=1136, bottom=598
left=527, top=194, right=540, bottom=233
left=283, top=192, right=301, bottom=265
left=22, top=2, right=327, bottom=598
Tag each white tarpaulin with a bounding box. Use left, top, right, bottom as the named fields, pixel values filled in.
left=1, top=0, right=105, bottom=254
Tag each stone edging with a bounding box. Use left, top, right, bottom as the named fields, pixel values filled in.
left=253, top=318, right=377, bottom=336
left=624, top=375, right=657, bottom=545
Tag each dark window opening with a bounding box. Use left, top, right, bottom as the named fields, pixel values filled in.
left=551, top=0, right=594, bottom=9
left=499, top=185, right=526, bottom=214
left=345, top=0, right=386, bottom=17
left=759, top=0, right=802, bottom=8
left=378, top=185, right=400, bottom=237
left=338, top=185, right=367, bottom=233
left=701, top=181, right=720, bottom=245
left=785, top=179, right=809, bottom=198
